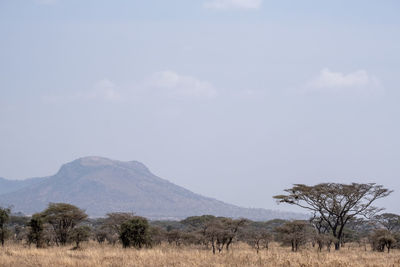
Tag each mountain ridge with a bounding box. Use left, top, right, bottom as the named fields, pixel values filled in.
left=0, top=156, right=304, bottom=220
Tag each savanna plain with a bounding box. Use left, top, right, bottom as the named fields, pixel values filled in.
left=1, top=242, right=399, bottom=267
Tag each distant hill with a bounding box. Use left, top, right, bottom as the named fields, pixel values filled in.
left=0, top=176, right=44, bottom=195
left=0, top=157, right=304, bottom=220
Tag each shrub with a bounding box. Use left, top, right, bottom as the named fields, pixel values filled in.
left=119, top=217, right=151, bottom=249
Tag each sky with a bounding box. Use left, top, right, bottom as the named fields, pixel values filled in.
left=1, top=0, right=400, bottom=213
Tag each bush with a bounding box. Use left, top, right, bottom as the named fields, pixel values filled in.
left=120, top=217, right=151, bottom=248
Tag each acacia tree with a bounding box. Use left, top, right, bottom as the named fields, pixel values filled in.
left=373, top=213, right=400, bottom=232
left=370, top=229, right=396, bottom=253
left=181, top=215, right=217, bottom=247
left=0, top=207, right=11, bottom=246
left=220, top=218, right=248, bottom=251
left=243, top=228, right=272, bottom=253
left=274, top=183, right=392, bottom=250
left=70, top=226, right=91, bottom=249
left=205, top=220, right=224, bottom=254
left=276, top=220, right=311, bottom=252
left=42, top=203, right=88, bottom=246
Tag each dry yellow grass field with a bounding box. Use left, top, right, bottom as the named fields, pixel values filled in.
left=0, top=242, right=399, bottom=267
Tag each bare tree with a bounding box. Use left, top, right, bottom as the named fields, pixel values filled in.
left=274, top=183, right=392, bottom=250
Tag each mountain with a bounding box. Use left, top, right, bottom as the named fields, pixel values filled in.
left=0, top=177, right=44, bottom=195
left=0, top=157, right=304, bottom=220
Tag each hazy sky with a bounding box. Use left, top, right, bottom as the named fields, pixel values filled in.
left=1, top=0, right=400, bottom=213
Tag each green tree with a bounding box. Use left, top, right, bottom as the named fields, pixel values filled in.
left=42, top=203, right=87, bottom=246
left=0, top=207, right=11, bottom=246
left=27, top=213, right=45, bottom=248
left=70, top=226, right=91, bottom=249
left=120, top=217, right=150, bottom=249
left=274, top=183, right=391, bottom=250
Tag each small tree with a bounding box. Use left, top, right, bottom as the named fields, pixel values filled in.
left=70, top=226, right=91, bottom=249
left=274, top=183, right=391, bottom=250
left=243, top=228, right=273, bottom=253
left=102, top=212, right=135, bottom=245
left=0, top=207, right=11, bottom=246
left=220, top=218, right=248, bottom=251
left=370, top=229, right=396, bottom=253
left=120, top=217, right=150, bottom=249
left=181, top=215, right=216, bottom=247
left=42, top=203, right=88, bottom=246
left=313, top=233, right=337, bottom=252
left=94, top=229, right=108, bottom=244
left=166, top=229, right=182, bottom=246
left=276, top=221, right=311, bottom=252
left=204, top=220, right=224, bottom=254
left=27, top=213, right=45, bottom=248
left=149, top=226, right=165, bottom=246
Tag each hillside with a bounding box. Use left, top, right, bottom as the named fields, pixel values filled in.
left=0, top=157, right=303, bottom=220
left=0, top=177, right=44, bottom=195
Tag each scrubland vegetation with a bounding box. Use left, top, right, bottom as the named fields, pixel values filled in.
left=0, top=182, right=399, bottom=266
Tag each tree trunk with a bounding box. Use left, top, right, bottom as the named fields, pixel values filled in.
left=226, top=239, right=232, bottom=251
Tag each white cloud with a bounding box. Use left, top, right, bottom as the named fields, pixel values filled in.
left=42, top=73, right=216, bottom=104
left=89, top=79, right=122, bottom=102
left=303, top=68, right=383, bottom=95
left=146, top=71, right=217, bottom=98
left=204, top=0, right=262, bottom=10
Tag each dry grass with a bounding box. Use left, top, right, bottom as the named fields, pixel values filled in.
left=0, top=242, right=399, bottom=267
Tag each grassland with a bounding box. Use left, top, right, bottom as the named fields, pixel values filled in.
left=0, top=242, right=399, bottom=267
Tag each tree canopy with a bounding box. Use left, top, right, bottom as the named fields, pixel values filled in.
left=274, top=183, right=392, bottom=250
left=41, top=203, right=88, bottom=246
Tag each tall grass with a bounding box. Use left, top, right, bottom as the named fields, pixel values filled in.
left=0, top=242, right=399, bottom=267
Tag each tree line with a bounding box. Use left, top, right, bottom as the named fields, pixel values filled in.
left=0, top=182, right=397, bottom=253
